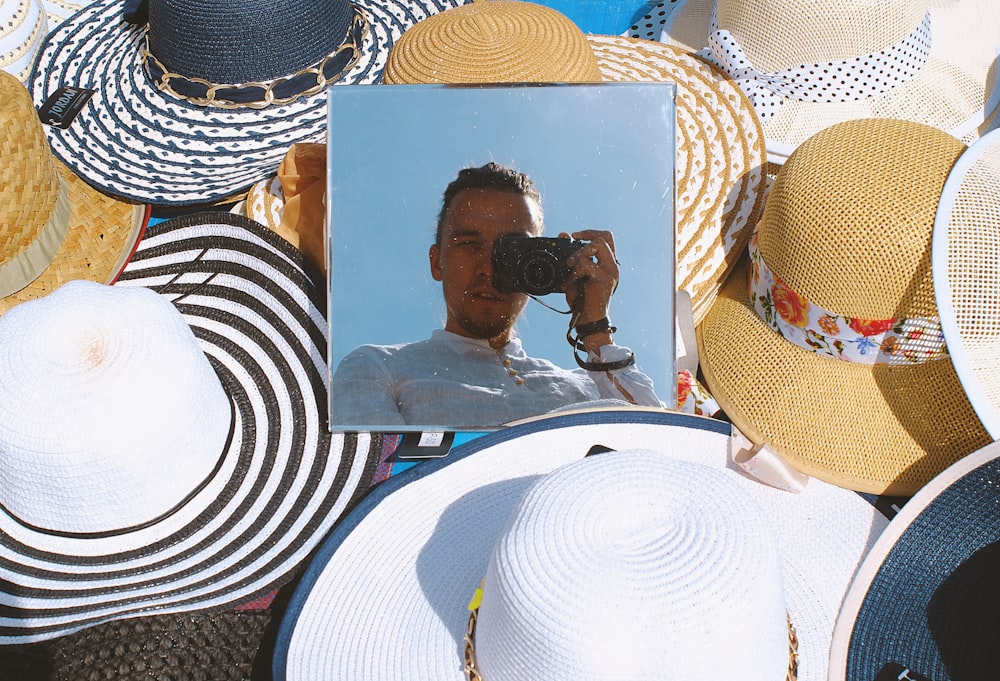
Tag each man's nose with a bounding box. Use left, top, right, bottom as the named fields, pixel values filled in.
left=475, top=250, right=494, bottom=277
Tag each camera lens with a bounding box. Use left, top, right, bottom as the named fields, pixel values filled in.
left=520, top=252, right=562, bottom=296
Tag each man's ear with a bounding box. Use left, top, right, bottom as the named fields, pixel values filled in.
left=429, top=244, right=443, bottom=282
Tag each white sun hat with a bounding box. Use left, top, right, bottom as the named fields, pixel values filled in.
left=0, top=212, right=381, bottom=643
left=933, top=127, right=1000, bottom=439
left=273, top=409, right=888, bottom=681
left=658, top=0, right=1000, bottom=165
left=1, top=0, right=47, bottom=82
left=27, top=0, right=464, bottom=206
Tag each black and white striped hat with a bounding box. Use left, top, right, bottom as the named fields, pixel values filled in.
left=0, top=212, right=381, bottom=643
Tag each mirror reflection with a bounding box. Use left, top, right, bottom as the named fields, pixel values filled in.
left=328, top=83, right=677, bottom=431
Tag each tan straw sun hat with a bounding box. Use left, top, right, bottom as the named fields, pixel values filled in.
left=0, top=70, right=148, bottom=315
left=659, top=0, right=1000, bottom=165
left=697, top=117, right=993, bottom=497
left=0, top=0, right=46, bottom=82
left=245, top=1, right=766, bottom=326
left=932, top=127, right=1000, bottom=440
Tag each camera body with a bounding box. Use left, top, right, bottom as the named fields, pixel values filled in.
left=492, top=235, right=586, bottom=296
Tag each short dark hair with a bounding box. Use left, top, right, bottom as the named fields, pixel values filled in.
left=435, top=162, right=544, bottom=245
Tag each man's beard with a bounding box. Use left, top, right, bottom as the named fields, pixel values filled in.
left=456, top=313, right=514, bottom=342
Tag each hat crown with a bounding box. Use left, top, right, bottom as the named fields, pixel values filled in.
left=147, top=0, right=355, bottom=83
left=475, top=451, right=790, bottom=680
left=383, top=0, right=603, bottom=84
left=757, top=118, right=964, bottom=320
left=0, top=281, right=232, bottom=535
left=716, top=0, right=927, bottom=73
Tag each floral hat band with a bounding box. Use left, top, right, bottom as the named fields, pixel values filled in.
left=747, top=229, right=947, bottom=366
left=701, top=9, right=931, bottom=120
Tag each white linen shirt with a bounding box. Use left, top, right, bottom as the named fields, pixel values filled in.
left=331, top=329, right=662, bottom=428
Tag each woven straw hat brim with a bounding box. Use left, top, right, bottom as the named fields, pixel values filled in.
left=697, top=259, right=993, bottom=497
left=273, top=409, right=887, bottom=681
left=589, top=35, right=765, bottom=325
left=828, top=439, right=1000, bottom=681
left=0, top=213, right=380, bottom=644
left=0, top=162, right=148, bottom=315
left=27, top=0, right=464, bottom=206
left=661, top=0, right=1000, bottom=164
left=933, top=128, right=1000, bottom=439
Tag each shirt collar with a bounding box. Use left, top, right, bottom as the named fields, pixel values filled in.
left=431, top=329, right=525, bottom=356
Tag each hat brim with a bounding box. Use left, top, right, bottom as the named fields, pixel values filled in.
left=829, top=439, right=1000, bottom=680
left=697, top=259, right=992, bottom=496
left=933, top=127, right=1000, bottom=439
left=273, top=409, right=887, bottom=681
left=0, top=213, right=381, bottom=643
left=0, top=163, right=149, bottom=315
left=589, top=35, right=766, bottom=324
left=27, top=0, right=463, bottom=206
left=661, top=0, right=1000, bottom=164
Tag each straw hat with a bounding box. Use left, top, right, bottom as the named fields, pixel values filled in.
left=273, top=409, right=888, bottom=681
left=27, top=0, right=465, bottom=206
left=697, top=117, right=993, bottom=497
left=0, top=70, right=148, bottom=315
left=0, top=212, right=380, bottom=643
left=659, top=0, right=1000, bottom=165
left=933, top=127, right=1000, bottom=439
left=828, top=439, right=1000, bottom=681
left=251, top=1, right=765, bottom=325
left=1, top=0, right=46, bottom=82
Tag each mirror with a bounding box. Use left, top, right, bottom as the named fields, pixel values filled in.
left=327, top=82, right=677, bottom=432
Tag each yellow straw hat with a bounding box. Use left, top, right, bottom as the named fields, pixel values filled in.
left=382, top=0, right=603, bottom=84
left=660, top=0, right=1000, bottom=165
left=697, top=118, right=992, bottom=497
left=0, top=71, right=148, bottom=315
left=252, top=1, right=765, bottom=325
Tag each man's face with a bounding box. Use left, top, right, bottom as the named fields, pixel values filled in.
left=429, top=187, right=542, bottom=346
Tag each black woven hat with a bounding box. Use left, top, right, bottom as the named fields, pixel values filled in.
left=829, top=439, right=1000, bottom=681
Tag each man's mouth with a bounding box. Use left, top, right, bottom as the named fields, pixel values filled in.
left=468, top=289, right=503, bottom=302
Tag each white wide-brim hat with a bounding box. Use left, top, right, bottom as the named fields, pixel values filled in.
left=0, top=212, right=381, bottom=643
left=829, top=439, right=1000, bottom=681
left=27, top=0, right=463, bottom=206
left=659, top=0, right=1000, bottom=165
left=273, top=409, right=888, bottom=681
left=933, top=127, right=1000, bottom=439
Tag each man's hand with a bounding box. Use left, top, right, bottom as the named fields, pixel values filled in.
left=562, top=229, right=619, bottom=354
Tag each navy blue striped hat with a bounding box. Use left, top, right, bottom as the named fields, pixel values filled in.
left=829, top=439, right=1000, bottom=681
left=27, top=0, right=463, bottom=205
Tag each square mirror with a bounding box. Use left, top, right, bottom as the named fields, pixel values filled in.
left=327, top=82, right=677, bottom=433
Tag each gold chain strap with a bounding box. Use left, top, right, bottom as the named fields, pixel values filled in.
left=464, top=604, right=800, bottom=680
left=141, top=10, right=369, bottom=109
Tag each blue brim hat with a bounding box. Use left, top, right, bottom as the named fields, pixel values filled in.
left=274, top=409, right=888, bottom=681
left=27, top=0, right=463, bottom=206
left=829, top=439, right=1000, bottom=681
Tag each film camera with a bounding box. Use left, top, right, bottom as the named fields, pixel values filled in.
left=492, top=235, right=586, bottom=296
